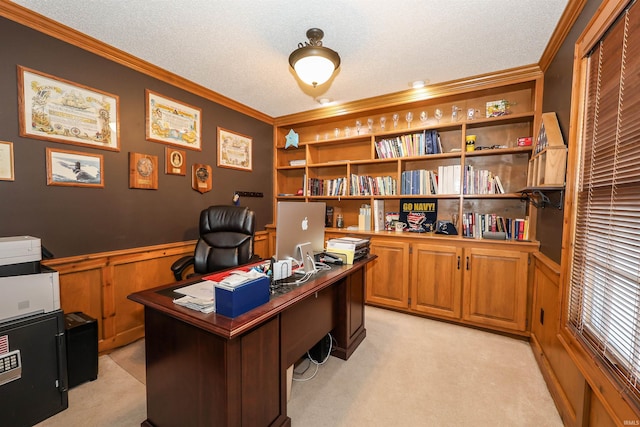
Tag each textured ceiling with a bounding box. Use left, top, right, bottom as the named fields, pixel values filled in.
left=12, top=0, right=570, bottom=118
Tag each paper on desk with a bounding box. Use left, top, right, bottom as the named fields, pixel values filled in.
left=173, top=296, right=216, bottom=313
left=174, top=280, right=216, bottom=300
left=219, top=269, right=266, bottom=289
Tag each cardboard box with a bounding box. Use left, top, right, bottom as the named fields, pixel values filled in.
left=214, top=276, right=270, bottom=318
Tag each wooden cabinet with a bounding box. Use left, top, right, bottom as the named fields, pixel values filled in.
left=366, top=238, right=410, bottom=309
left=411, top=243, right=462, bottom=319
left=462, top=247, right=529, bottom=332
left=358, top=233, right=535, bottom=335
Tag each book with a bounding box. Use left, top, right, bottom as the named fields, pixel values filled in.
left=398, top=198, right=437, bottom=233
left=494, top=175, right=505, bottom=194
left=373, top=199, right=385, bottom=231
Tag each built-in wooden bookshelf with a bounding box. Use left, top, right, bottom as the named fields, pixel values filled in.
left=275, top=78, right=543, bottom=241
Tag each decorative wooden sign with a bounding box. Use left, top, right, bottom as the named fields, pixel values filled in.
left=192, top=163, right=212, bottom=193
left=129, top=152, right=158, bottom=189
left=165, top=147, right=186, bottom=175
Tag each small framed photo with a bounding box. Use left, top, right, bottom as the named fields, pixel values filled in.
left=146, top=89, right=202, bottom=151
left=46, top=147, right=104, bottom=188
left=217, top=127, right=252, bottom=171
left=18, top=65, right=120, bottom=151
left=129, top=152, right=158, bottom=190
left=0, top=141, right=15, bottom=181
left=165, top=147, right=186, bottom=175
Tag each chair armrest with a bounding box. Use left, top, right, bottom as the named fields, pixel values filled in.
left=171, top=255, right=195, bottom=281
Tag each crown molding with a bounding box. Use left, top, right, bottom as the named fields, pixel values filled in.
left=0, top=1, right=274, bottom=125
left=539, top=0, right=589, bottom=72
left=274, top=65, right=544, bottom=127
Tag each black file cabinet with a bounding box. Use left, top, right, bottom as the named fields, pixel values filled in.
left=64, top=312, right=98, bottom=388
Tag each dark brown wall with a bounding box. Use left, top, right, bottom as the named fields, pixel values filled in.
left=0, top=17, right=273, bottom=257
left=538, top=0, right=601, bottom=264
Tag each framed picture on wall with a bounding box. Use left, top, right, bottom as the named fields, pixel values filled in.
left=165, top=147, right=186, bottom=175
left=46, top=147, right=104, bottom=188
left=217, top=127, right=252, bottom=171
left=0, top=141, right=15, bottom=181
left=129, top=152, right=158, bottom=190
left=18, top=65, right=120, bottom=151
left=146, top=89, right=202, bottom=151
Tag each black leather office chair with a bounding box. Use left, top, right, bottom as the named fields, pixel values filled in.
left=171, top=205, right=257, bottom=281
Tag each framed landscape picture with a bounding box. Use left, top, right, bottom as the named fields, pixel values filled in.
left=217, top=127, right=252, bottom=171
left=146, top=90, right=202, bottom=151
left=18, top=65, right=120, bottom=151
left=46, top=147, right=104, bottom=188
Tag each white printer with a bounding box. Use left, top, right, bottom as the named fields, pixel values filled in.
left=0, top=236, right=60, bottom=323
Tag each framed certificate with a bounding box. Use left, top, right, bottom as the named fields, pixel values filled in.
left=0, top=141, right=15, bottom=181
left=18, top=65, right=120, bottom=151
left=146, top=90, right=202, bottom=151
left=217, top=127, right=252, bottom=171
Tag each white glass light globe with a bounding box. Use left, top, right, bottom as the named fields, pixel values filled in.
left=293, top=55, right=335, bottom=87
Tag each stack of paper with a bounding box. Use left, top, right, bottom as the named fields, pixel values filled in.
left=173, top=280, right=216, bottom=313
left=216, top=269, right=266, bottom=291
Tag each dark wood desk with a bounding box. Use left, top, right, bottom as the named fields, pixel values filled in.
left=128, top=256, right=374, bottom=427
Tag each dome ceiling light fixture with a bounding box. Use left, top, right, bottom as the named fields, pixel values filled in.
left=289, top=28, right=341, bottom=88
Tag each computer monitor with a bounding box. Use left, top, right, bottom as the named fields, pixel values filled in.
left=275, top=201, right=326, bottom=272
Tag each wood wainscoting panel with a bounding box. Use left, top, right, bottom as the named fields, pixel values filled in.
left=111, top=253, right=185, bottom=349
left=58, top=264, right=105, bottom=340
left=44, top=242, right=195, bottom=353
left=531, top=252, right=587, bottom=427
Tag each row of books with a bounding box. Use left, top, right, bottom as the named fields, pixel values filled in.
left=401, top=169, right=438, bottom=195
left=437, top=165, right=461, bottom=195
left=307, top=177, right=347, bottom=196
left=375, top=130, right=442, bottom=159
left=463, top=166, right=505, bottom=194
left=350, top=174, right=397, bottom=196
left=461, top=212, right=529, bottom=240
left=306, top=167, right=504, bottom=197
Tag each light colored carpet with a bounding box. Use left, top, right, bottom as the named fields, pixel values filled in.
left=288, top=307, right=562, bottom=426
left=37, top=306, right=562, bottom=426
left=35, top=355, right=146, bottom=427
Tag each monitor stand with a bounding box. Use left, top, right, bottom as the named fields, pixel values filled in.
left=296, top=242, right=317, bottom=274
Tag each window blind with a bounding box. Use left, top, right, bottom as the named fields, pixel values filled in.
left=569, top=1, right=640, bottom=405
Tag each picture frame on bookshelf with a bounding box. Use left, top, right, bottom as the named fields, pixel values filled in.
left=399, top=198, right=438, bottom=233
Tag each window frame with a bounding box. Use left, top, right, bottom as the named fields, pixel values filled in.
left=559, top=0, right=640, bottom=422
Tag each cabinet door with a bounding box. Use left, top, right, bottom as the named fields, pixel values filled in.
left=411, top=243, right=462, bottom=319
left=366, top=239, right=409, bottom=308
left=462, top=247, right=528, bottom=331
